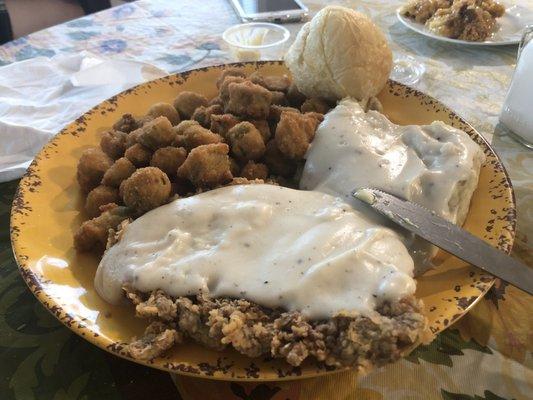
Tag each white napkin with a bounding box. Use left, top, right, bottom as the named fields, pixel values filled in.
left=0, top=52, right=168, bottom=182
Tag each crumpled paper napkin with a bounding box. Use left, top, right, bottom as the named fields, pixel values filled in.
left=0, top=52, right=168, bottom=182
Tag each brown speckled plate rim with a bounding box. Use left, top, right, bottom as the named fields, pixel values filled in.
left=9, top=61, right=516, bottom=381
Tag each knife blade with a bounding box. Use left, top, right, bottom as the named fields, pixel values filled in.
left=352, top=188, right=533, bottom=295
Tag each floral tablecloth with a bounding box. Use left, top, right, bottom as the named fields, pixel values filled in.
left=0, top=1, right=531, bottom=399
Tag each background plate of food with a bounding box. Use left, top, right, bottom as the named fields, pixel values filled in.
left=10, top=6, right=516, bottom=382
left=397, top=0, right=532, bottom=46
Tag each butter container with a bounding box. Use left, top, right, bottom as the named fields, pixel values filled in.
left=222, top=22, right=290, bottom=62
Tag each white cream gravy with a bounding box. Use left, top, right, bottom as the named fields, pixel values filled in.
left=96, top=184, right=416, bottom=319
left=300, top=98, right=484, bottom=226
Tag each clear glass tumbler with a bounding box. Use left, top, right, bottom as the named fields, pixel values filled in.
left=500, top=25, right=533, bottom=149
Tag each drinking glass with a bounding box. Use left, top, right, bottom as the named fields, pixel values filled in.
left=499, top=25, right=533, bottom=149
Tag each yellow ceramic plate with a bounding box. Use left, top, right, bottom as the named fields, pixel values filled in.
left=10, top=62, right=516, bottom=381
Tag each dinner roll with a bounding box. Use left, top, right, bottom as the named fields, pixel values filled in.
left=284, top=6, right=392, bottom=101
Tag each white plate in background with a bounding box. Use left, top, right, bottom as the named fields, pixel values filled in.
left=397, top=2, right=533, bottom=46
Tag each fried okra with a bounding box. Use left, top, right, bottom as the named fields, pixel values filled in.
left=100, top=130, right=127, bottom=160
left=275, top=111, right=320, bottom=160
left=125, top=128, right=143, bottom=148
left=136, top=114, right=155, bottom=127
left=113, top=113, right=139, bottom=133
left=248, top=71, right=265, bottom=86
left=249, top=119, right=271, bottom=142
left=219, top=76, right=247, bottom=103
left=179, top=123, right=224, bottom=151
left=270, top=91, right=289, bottom=106
left=77, top=148, right=113, bottom=193
left=250, top=72, right=291, bottom=93
left=85, top=185, right=120, bottom=218
left=191, top=104, right=224, bottom=128
left=226, top=177, right=269, bottom=187
left=225, top=81, right=272, bottom=119
left=227, top=122, right=266, bottom=161
left=147, top=102, right=181, bottom=126
left=150, top=146, right=187, bottom=177
left=268, top=105, right=300, bottom=124
left=173, top=120, right=198, bottom=147
left=286, top=83, right=307, bottom=108
left=120, top=167, right=171, bottom=214
left=263, top=140, right=297, bottom=178
left=138, top=116, right=175, bottom=150
left=74, top=205, right=130, bottom=251
left=102, top=157, right=136, bottom=187
left=240, top=161, right=268, bottom=180
left=177, top=143, right=233, bottom=188
left=208, top=96, right=224, bottom=107
left=210, top=113, right=240, bottom=139
left=305, top=112, right=324, bottom=126
left=301, top=98, right=331, bottom=114
left=173, top=91, right=208, bottom=119
left=76, top=71, right=325, bottom=256
left=229, top=157, right=240, bottom=177
left=125, top=143, right=152, bottom=167
left=172, top=177, right=195, bottom=197
left=216, top=68, right=246, bottom=88
left=263, top=74, right=291, bottom=92
left=173, top=120, right=199, bottom=136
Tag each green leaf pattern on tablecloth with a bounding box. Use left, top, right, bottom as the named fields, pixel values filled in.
left=0, top=181, right=121, bottom=400
left=407, top=329, right=492, bottom=367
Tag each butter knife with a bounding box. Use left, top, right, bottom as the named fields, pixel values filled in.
left=352, top=188, right=533, bottom=295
